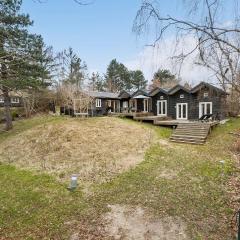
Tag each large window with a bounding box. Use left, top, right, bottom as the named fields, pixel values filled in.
left=96, top=98, right=101, bottom=108
left=157, top=100, right=167, bottom=116
left=11, top=97, right=19, bottom=103
left=199, top=102, right=212, bottom=118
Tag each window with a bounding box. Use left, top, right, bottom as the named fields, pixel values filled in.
left=203, top=92, right=209, bottom=98
left=180, top=94, right=184, bottom=98
left=11, top=97, right=19, bottom=103
left=123, top=101, right=128, bottom=108
left=96, top=99, right=101, bottom=108
left=160, top=96, right=164, bottom=100
left=0, top=97, right=4, bottom=103
left=157, top=100, right=167, bottom=116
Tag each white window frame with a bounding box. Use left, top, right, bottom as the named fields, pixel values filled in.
left=180, top=94, right=184, bottom=99
left=203, top=92, right=209, bottom=98
left=0, top=97, right=4, bottom=103
left=176, top=103, right=188, bottom=120
left=199, top=102, right=212, bottom=118
left=11, top=97, right=20, bottom=104
left=96, top=98, right=101, bottom=108
left=157, top=100, right=167, bottom=116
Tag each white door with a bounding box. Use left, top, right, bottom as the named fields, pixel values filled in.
left=143, top=99, right=149, bottom=112
left=157, top=100, right=167, bottom=116
left=176, top=103, right=188, bottom=120
left=199, top=102, right=212, bottom=118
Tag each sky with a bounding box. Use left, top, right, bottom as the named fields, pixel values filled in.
left=21, top=0, right=219, bottom=85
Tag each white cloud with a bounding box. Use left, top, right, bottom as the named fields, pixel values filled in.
left=124, top=35, right=215, bottom=86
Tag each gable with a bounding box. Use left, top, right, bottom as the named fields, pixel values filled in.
left=131, top=89, right=148, bottom=98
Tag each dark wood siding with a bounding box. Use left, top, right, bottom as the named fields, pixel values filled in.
left=152, top=91, right=169, bottom=116
left=191, top=88, right=226, bottom=120
left=169, top=89, right=193, bottom=119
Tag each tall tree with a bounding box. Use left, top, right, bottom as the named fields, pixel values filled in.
left=150, top=69, right=179, bottom=89
left=105, top=59, right=130, bottom=92
left=58, top=47, right=87, bottom=89
left=0, top=0, right=52, bottom=130
left=88, top=72, right=105, bottom=91
left=133, top=0, right=240, bottom=93
left=130, top=70, right=147, bottom=90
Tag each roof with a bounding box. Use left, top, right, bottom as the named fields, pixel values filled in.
left=191, top=81, right=226, bottom=94
left=85, top=91, right=119, bottom=99
left=131, top=89, right=149, bottom=98
left=133, top=95, right=150, bottom=99
left=118, top=90, right=135, bottom=98
left=0, top=90, right=22, bottom=97
left=168, top=84, right=191, bottom=95
left=149, top=87, right=169, bottom=97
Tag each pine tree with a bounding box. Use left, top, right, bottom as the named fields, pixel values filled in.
left=0, top=0, right=52, bottom=130
left=150, top=69, right=179, bottom=90
left=89, top=72, right=105, bottom=91
left=105, top=59, right=131, bottom=92
left=130, top=70, right=147, bottom=90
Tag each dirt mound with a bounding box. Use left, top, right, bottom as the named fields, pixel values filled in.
left=0, top=117, right=153, bottom=184
left=104, top=205, right=188, bottom=240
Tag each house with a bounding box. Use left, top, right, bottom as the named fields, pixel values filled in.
left=69, top=81, right=228, bottom=120
left=150, top=82, right=227, bottom=120
left=0, top=91, right=23, bottom=108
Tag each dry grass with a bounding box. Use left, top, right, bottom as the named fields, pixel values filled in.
left=0, top=117, right=154, bottom=185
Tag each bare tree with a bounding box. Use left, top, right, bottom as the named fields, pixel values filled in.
left=133, top=0, right=240, bottom=92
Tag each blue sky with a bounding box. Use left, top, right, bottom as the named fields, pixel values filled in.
left=21, top=1, right=147, bottom=75
left=21, top=0, right=230, bottom=84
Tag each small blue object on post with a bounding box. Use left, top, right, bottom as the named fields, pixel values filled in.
left=67, top=175, right=78, bottom=191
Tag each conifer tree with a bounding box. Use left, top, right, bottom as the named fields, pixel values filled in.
left=0, top=0, right=52, bottom=130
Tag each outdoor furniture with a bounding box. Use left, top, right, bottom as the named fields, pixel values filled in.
left=199, top=114, right=213, bottom=122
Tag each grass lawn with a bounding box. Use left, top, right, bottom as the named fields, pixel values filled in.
left=0, top=116, right=239, bottom=239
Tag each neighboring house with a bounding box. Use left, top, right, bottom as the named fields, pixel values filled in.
left=0, top=91, right=23, bottom=108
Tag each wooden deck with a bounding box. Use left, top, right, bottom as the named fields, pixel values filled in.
left=110, top=113, right=220, bottom=145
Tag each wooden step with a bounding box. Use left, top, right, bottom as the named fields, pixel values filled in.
left=170, top=139, right=205, bottom=145
left=171, top=134, right=207, bottom=140
left=169, top=122, right=210, bottom=144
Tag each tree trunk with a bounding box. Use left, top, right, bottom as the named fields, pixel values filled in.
left=3, top=88, right=13, bottom=130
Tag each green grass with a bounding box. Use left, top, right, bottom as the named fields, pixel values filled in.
left=0, top=164, right=88, bottom=239
left=0, top=116, right=239, bottom=239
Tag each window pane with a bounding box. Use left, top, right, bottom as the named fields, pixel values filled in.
left=201, top=104, right=205, bottom=116
left=163, top=101, right=166, bottom=114
left=159, top=102, right=162, bottom=114
left=178, top=105, right=181, bottom=118
left=207, top=103, right=211, bottom=114
left=182, top=104, right=186, bottom=118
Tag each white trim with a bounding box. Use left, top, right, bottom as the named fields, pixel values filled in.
left=11, top=97, right=19, bottom=104
left=176, top=103, right=188, bottom=120
left=157, top=100, right=167, bottom=116
left=143, top=99, right=149, bottom=112
left=203, top=92, right=209, bottom=98
left=96, top=98, right=101, bottom=108
left=199, top=102, right=212, bottom=118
